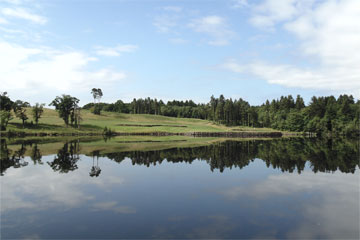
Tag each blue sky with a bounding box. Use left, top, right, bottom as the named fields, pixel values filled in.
left=1, top=0, right=359, bottom=106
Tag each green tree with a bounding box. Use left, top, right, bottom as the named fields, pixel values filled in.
left=0, top=92, right=13, bottom=130
left=0, top=111, right=12, bottom=131
left=295, top=95, right=305, bottom=110
left=209, top=95, right=217, bottom=121
left=32, top=103, right=45, bottom=125
left=91, top=88, right=98, bottom=104
left=215, top=95, right=225, bottom=123
left=91, top=88, right=103, bottom=104
left=91, top=88, right=103, bottom=115
left=49, top=95, right=79, bottom=126
left=286, top=110, right=305, bottom=132
left=0, top=92, right=13, bottom=112
left=13, top=100, right=30, bottom=128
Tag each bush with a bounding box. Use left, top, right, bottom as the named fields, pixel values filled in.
left=91, top=104, right=102, bottom=115
left=103, top=126, right=115, bottom=136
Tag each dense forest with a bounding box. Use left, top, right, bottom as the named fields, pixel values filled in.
left=82, top=94, right=359, bottom=136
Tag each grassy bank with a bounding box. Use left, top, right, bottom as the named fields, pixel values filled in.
left=1, top=108, right=293, bottom=136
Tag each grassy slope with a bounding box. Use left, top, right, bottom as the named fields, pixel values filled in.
left=3, top=108, right=283, bottom=134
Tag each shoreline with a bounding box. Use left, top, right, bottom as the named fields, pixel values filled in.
left=0, top=130, right=287, bottom=138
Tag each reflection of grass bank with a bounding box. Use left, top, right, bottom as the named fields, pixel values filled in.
left=4, top=136, right=282, bottom=157
left=4, top=136, right=218, bottom=156
left=1, top=108, right=291, bottom=136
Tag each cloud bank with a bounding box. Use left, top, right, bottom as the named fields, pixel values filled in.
left=225, top=0, right=360, bottom=96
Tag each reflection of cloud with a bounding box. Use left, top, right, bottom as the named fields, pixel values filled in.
left=151, top=214, right=236, bottom=239
left=23, top=233, right=41, bottom=240
left=222, top=171, right=359, bottom=199
left=220, top=170, right=360, bottom=239
left=186, top=215, right=236, bottom=239
left=1, top=167, right=94, bottom=212
left=91, top=175, right=125, bottom=190
left=167, top=215, right=187, bottom=222
left=92, top=201, right=136, bottom=214
left=1, top=156, right=125, bottom=213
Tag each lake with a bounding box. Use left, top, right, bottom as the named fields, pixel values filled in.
left=1, top=137, right=359, bottom=239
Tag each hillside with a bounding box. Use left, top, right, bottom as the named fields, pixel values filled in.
left=2, top=108, right=284, bottom=136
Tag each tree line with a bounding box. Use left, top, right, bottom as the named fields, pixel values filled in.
left=83, top=94, right=359, bottom=136
left=0, top=92, right=80, bottom=130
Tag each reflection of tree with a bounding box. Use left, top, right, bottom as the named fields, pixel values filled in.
left=256, top=138, right=359, bottom=174
left=30, top=144, right=42, bottom=165
left=89, top=150, right=101, bottom=177
left=1, top=139, right=28, bottom=176
left=103, top=141, right=257, bottom=172
left=103, top=138, right=359, bottom=174
left=258, top=139, right=307, bottom=174
left=305, top=138, right=359, bottom=173
left=48, top=141, right=80, bottom=173
left=1, top=137, right=359, bottom=176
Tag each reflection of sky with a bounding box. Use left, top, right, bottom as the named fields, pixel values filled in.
left=1, top=156, right=359, bottom=239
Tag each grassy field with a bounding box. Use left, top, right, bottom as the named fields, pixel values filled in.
left=2, top=108, right=286, bottom=135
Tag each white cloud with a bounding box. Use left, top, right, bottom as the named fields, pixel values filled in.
left=0, top=41, right=126, bottom=94
left=162, top=6, right=182, bottom=12
left=0, top=16, right=8, bottom=24
left=284, top=0, right=360, bottom=67
left=0, top=0, right=23, bottom=4
left=249, top=0, right=315, bottom=29
left=153, top=14, right=180, bottom=33
left=188, top=15, right=235, bottom=46
left=1, top=7, right=47, bottom=24
left=169, top=37, right=187, bottom=44
left=232, top=0, right=249, bottom=9
left=221, top=60, right=360, bottom=95
left=224, top=0, right=360, bottom=96
left=94, top=44, right=138, bottom=57
left=153, top=6, right=183, bottom=33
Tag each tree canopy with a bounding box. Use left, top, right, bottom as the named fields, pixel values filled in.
left=49, top=95, right=80, bottom=126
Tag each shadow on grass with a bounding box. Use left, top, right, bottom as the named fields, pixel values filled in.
left=116, top=124, right=187, bottom=127
left=8, top=123, right=103, bottom=131
left=79, top=124, right=103, bottom=130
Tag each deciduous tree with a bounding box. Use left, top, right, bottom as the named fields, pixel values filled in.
left=49, top=95, right=79, bottom=126
left=32, top=103, right=45, bottom=125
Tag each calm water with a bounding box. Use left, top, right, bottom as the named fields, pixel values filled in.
left=1, top=137, right=359, bottom=239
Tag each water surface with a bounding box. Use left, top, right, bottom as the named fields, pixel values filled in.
left=1, top=137, right=359, bottom=239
